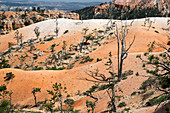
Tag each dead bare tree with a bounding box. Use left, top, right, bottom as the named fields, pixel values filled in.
left=84, top=53, right=121, bottom=112
left=14, top=30, right=19, bottom=45
left=144, top=18, right=150, bottom=27
left=79, top=27, right=89, bottom=53
left=130, top=19, right=135, bottom=26
left=148, top=21, right=152, bottom=31
left=84, top=22, right=135, bottom=112
left=114, top=22, right=135, bottom=81
left=56, top=19, right=59, bottom=38
left=32, top=88, right=41, bottom=106
left=19, top=33, right=23, bottom=46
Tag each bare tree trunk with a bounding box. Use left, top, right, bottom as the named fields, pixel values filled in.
left=33, top=92, right=37, bottom=105
left=115, top=25, right=120, bottom=81
left=32, top=59, right=34, bottom=70
left=56, top=19, right=59, bottom=38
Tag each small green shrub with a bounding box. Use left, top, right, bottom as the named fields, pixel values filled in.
left=51, top=44, right=56, bottom=48
left=44, top=37, right=54, bottom=41
left=118, top=102, right=126, bottom=108
left=67, top=53, right=75, bottom=55
left=96, top=58, right=102, bottom=62
left=154, top=30, right=159, bottom=33
left=46, top=66, right=66, bottom=70
left=124, top=108, right=130, bottom=112
left=136, top=72, right=139, bottom=76
left=4, top=72, right=15, bottom=81
left=161, top=76, right=170, bottom=89
left=14, top=66, right=20, bottom=69
left=98, top=84, right=109, bottom=91
left=122, top=77, right=127, bottom=80
left=34, top=66, right=43, bottom=70
left=57, top=66, right=66, bottom=70
left=131, top=91, right=137, bottom=96
left=63, top=30, right=69, bottom=34
left=146, top=95, right=168, bottom=106
left=64, top=99, right=75, bottom=105
left=0, top=99, right=10, bottom=112
left=33, top=55, right=38, bottom=60
left=80, top=56, right=94, bottom=64
left=139, top=78, right=155, bottom=91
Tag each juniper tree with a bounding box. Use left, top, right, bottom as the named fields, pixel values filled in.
left=4, top=72, right=15, bottom=111
left=51, top=44, right=56, bottom=53
left=32, top=88, right=41, bottom=106
left=0, top=99, right=10, bottom=112
left=45, top=82, right=67, bottom=113
left=0, top=84, right=9, bottom=100
left=4, top=72, right=15, bottom=83
left=0, top=56, right=10, bottom=69
left=86, top=100, right=96, bottom=113
left=0, top=78, right=10, bottom=112
left=64, top=98, right=75, bottom=112
left=136, top=41, right=170, bottom=111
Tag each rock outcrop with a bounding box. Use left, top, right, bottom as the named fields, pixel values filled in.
left=93, top=0, right=169, bottom=16
left=0, top=10, right=79, bottom=34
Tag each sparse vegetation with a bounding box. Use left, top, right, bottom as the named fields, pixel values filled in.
left=86, top=100, right=96, bottom=113
left=80, top=56, right=94, bottom=63
left=131, top=91, right=137, bottom=96
left=0, top=4, right=169, bottom=113
left=45, top=82, right=67, bottom=113
left=118, top=102, right=126, bottom=108
left=96, top=58, right=102, bottom=62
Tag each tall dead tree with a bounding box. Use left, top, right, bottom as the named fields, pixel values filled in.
left=80, top=28, right=89, bottom=53
left=114, top=23, right=135, bottom=81
left=14, top=30, right=19, bottom=45
left=56, top=19, right=59, bottom=38
left=85, top=22, right=135, bottom=112
left=19, top=33, right=23, bottom=46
